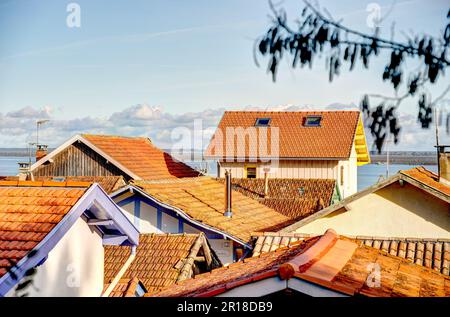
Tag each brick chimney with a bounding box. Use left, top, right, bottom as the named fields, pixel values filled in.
left=436, top=145, right=450, bottom=186
left=36, top=144, right=48, bottom=162
left=224, top=170, right=232, bottom=218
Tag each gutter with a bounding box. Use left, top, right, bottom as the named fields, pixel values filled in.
left=102, top=246, right=137, bottom=297
left=111, top=185, right=253, bottom=249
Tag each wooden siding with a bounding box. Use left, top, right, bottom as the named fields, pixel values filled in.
left=219, top=160, right=339, bottom=180
left=33, top=142, right=130, bottom=180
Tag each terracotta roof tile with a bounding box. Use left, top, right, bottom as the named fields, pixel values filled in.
left=106, top=277, right=146, bottom=297
left=252, top=232, right=450, bottom=276
left=401, top=166, right=450, bottom=196
left=217, top=178, right=336, bottom=220
left=133, top=177, right=295, bottom=243
left=205, top=111, right=361, bottom=159
left=82, top=134, right=200, bottom=180
left=104, top=233, right=217, bottom=294
left=27, top=176, right=126, bottom=194
left=0, top=182, right=88, bottom=278
left=152, top=230, right=450, bottom=297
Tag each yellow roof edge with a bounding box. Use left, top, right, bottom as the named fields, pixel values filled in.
left=355, top=116, right=371, bottom=165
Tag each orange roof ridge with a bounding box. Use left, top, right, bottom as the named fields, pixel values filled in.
left=223, top=110, right=360, bottom=113
left=278, top=229, right=338, bottom=280
left=0, top=180, right=92, bottom=188
left=81, top=133, right=150, bottom=141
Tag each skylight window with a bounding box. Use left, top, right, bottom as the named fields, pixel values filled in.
left=255, top=118, right=271, bottom=127
left=303, top=115, right=322, bottom=127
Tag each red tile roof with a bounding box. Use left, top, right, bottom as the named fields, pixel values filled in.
left=0, top=181, right=89, bottom=278
left=106, top=278, right=146, bottom=297
left=104, top=233, right=219, bottom=294
left=35, top=176, right=126, bottom=194
left=252, top=232, right=450, bottom=276
left=133, top=177, right=295, bottom=243
left=82, top=134, right=201, bottom=180
left=205, top=111, right=361, bottom=159
left=3, top=176, right=126, bottom=194
left=150, top=230, right=450, bottom=297
left=218, top=178, right=336, bottom=220
left=401, top=166, right=450, bottom=196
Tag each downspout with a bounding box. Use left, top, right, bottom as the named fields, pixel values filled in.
left=102, top=246, right=137, bottom=297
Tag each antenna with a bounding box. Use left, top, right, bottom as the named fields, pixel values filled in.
left=435, top=107, right=440, bottom=180
left=386, top=135, right=390, bottom=178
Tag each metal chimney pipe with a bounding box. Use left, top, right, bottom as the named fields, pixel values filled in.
left=264, top=171, right=269, bottom=198
left=224, top=170, right=232, bottom=218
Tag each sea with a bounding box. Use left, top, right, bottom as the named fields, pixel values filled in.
left=0, top=155, right=438, bottom=191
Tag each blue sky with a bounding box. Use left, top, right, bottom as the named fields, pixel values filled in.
left=0, top=0, right=449, bottom=150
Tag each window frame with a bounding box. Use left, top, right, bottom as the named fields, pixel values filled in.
left=254, top=117, right=271, bottom=127
left=245, top=165, right=257, bottom=179
left=303, top=115, right=322, bottom=127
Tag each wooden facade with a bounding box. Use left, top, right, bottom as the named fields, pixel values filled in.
left=32, top=142, right=131, bottom=180
left=218, top=144, right=358, bottom=198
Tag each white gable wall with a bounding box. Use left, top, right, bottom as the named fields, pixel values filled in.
left=295, top=182, right=450, bottom=239
left=216, top=276, right=348, bottom=297
left=7, top=217, right=104, bottom=297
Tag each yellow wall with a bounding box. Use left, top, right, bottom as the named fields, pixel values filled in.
left=295, top=182, right=450, bottom=239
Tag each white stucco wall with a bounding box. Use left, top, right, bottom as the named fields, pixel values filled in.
left=337, top=144, right=358, bottom=198
left=296, top=182, right=450, bottom=239
left=8, top=217, right=104, bottom=297
left=140, top=202, right=159, bottom=233
left=216, top=276, right=347, bottom=297
left=208, top=239, right=234, bottom=265
left=116, top=197, right=160, bottom=234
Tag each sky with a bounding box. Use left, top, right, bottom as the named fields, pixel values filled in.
left=0, top=0, right=449, bottom=151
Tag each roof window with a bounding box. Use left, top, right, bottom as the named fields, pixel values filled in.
left=303, top=115, right=322, bottom=127
left=255, top=118, right=271, bottom=127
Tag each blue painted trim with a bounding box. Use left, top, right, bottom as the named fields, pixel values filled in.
left=157, top=209, right=162, bottom=230
left=134, top=199, right=141, bottom=230
left=112, top=185, right=252, bottom=249
left=117, top=196, right=136, bottom=207
left=178, top=220, right=183, bottom=233
left=0, top=184, right=140, bottom=296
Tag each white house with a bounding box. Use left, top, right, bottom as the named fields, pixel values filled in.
left=0, top=180, right=139, bottom=297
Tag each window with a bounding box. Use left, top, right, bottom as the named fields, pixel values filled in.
left=246, top=166, right=257, bottom=178
left=303, top=115, right=322, bottom=127
left=255, top=118, right=271, bottom=127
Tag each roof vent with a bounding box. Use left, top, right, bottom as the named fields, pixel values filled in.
left=298, top=187, right=305, bottom=196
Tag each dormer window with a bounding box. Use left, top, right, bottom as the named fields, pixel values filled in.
left=255, top=118, right=271, bottom=127
left=303, top=115, right=322, bottom=127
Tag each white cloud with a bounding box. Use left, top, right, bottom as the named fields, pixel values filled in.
left=0, top=104, right=446, bottom=152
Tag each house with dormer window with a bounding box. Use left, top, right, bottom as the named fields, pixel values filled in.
left=205, top=111, right=370, bottom=198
